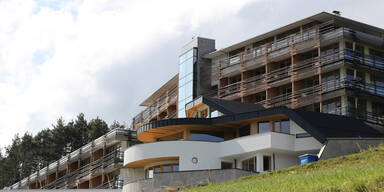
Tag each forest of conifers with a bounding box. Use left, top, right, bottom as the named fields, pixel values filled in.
left=0, top=113, right=125, bottom=189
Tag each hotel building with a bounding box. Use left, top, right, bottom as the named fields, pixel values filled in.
left=6, top=12, right=384, bottom=191
left=124, top=12, right=384, bottom=192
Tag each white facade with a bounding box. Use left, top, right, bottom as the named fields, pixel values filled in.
left=123, top=120, right=323, bottom=189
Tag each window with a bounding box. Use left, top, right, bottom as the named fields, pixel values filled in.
left=322, top=70, right=340, bottom=92
left=263, top=156, right=272, bottom=171
left=372, top=102, right=384, bottom=116
left=229, top=74, right=241, bottom=84
left=145, top=164, right=179, bottom=179
left=190, top=130, right=224, bottom=142
left=322, top=98, right=341, bottom=114
left=346, top=69, right=354, bottom=81
left=296, top=133, right=311, bottom=138
left=258, top=122, right=270, bottom=133
left=242, top=157, right=256, bottom=172
left=221, top=162, right=233, bottom=169
left=239, top=125, right=250, bottom=137
left=347, top=97, right=355, bottom=109
left=372, top=74, right=384, bottom=96
left=178, top=48, right=197, bottom=117
left=253, top=91, right=266, bottom=103
left=274, top=120, right=290, bottom=134
left=211, top=110, right=219, bottom=118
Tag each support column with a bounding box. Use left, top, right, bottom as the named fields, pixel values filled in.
left=250, top=121, right=258, bottom=135
left=183, top=127, right=190, bottom=140
left=256, top=154, right=263, bottom=173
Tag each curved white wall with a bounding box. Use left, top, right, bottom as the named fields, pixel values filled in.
left=124, top=141, right=221, bottom=171
left=125, top=132, right=322, bottom=171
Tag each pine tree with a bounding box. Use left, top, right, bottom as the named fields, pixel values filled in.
left=88, top=117, right=110, bottom=141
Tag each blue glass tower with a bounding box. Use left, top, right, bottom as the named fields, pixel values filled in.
left=178, top=37, right=215, bottom=117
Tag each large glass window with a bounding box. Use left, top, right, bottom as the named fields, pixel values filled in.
left=274, top=120, right=290, bottom=134
left=189, top=130, right=224, bottom=142
left=322, top=98, right=341, bottom=114
left=178, top=49, right=197, bottom=117
left=242, top=157, right=256, bottom=172
left=322, top=70, right=340, bottom=92
left=258, top=122, right=270, bottom=133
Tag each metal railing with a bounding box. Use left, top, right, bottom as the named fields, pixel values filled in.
left=262, top=77, right=384, bottom=109
left=217, top=25, right=384, bottom=79
left=96, top=179, right=123, bottom=189
left=218, top=48, right=384, bottom=99
left=218, top=24, right=336, bottom=71
left=133, top=85, right=178, bottom=127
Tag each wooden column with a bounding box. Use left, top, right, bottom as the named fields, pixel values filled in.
left=183, top=128, right=190, bottom=140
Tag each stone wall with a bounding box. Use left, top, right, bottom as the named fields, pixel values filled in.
left=123, top=169, right=255, bottom=192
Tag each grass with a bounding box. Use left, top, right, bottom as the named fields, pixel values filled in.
left=184, top=145, right=384, bottom=192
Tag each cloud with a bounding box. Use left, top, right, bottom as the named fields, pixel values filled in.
left=0, top=0, right=257, bottom=148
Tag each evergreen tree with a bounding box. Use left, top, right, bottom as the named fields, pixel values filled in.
left=88, top=117, right=109, bottom=141
left=33, top=129, right=57, bottom=167
left=110, top=120, right=125, bottom=130
left=74, top=113, right=89, bottom=144
left=0, top=113, right=114, bottom=189
left=19, top=133, right=37, bottom=178
left=52, top=118, right=71, bottom=156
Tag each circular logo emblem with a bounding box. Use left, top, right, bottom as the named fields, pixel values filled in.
left=192, top=157, right=198, bottom=164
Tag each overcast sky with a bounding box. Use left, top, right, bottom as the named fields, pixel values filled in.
left=0, top=0, right=383, bottom=148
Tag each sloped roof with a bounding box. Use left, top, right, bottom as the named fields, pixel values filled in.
left=138, top=105, right=383, bottom=144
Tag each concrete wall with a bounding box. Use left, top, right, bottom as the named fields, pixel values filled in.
left=122, top=169, right=254, bottom=192
left=320, top=139, right=384, bottom=160
left=274, top=153, right=299, bottom=170
left=124, top=141, right=221, bottom=171
left=197, top=37, right=216, bottom=97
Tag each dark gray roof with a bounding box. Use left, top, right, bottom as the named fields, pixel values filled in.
left=288, top=109, right=381, bottom=140
left=139, top=105, right=383, bottom=144
left=202, top=97, right=265, bottom=115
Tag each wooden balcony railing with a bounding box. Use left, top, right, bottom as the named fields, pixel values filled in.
left=218, top=23, right=336, bottom=73
left=218, top=82, right=241, bottom=98
left=133, top=85, right=178, bottom=127
left=218, top=48, right=384, bottom=100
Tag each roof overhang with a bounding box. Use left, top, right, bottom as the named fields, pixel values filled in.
left=137, top=106, right=384, bottom=144
left=204, top=12, right=384, bottom=59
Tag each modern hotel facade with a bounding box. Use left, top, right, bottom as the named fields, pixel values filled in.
left=123, top=12, right=384, bottom=192
left=133, top=12, right=384, bottom=130
left=6, top=12, right=384, bottom=191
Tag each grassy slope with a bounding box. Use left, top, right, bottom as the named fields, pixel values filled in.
left=184, top=146, right=384, bottom=192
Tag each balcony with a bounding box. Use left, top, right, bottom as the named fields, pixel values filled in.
left=243, top=74, right=266, bottom=96
left=96, top=179, right=123, bottom=189
left=266, top=65, right=291, bottom=84
left=293, top=85, right=322, bottom=107
left=218, top=24, right=339, bottom=77
left=326, top=107, right=384, bottom=126
left=217, top=25, right=384, bottom=79
left=132, top=85, right=178, bottom=128
left=267, top=92, right=293, bottom=108
left=218, top=81, right=241, bottom=98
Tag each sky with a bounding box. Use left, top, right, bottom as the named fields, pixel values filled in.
left=0, top=0, right=383, bottom=149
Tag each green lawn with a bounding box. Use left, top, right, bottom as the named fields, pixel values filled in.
left=184, top=145, right=384, bottom=192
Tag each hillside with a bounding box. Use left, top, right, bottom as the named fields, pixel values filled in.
left=185, top=145, right=384, bottom=192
